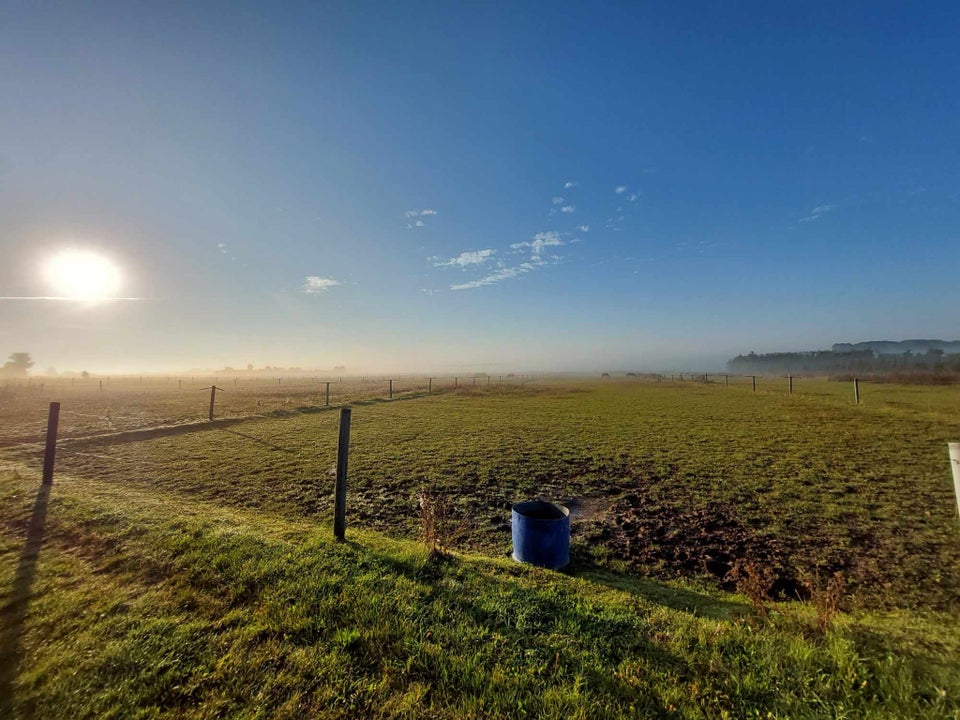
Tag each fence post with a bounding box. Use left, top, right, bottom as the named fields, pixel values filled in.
left=42, top=402, right=60, bottom=485
left=454, top=377, right=458, bottom=389
left=725, top=374, right=728, bottom=386
left=325, top=381, right=331, bottom=406
left=99, top=380, right=103, bottom=392
left=428, top=377, right=433, bottom=393
left=854, top=378, right=860, bottom=405
left=752, top=375, right=756, bottom=392
left=334, top=407, right=352, bottom=541
left=788, top=375, right=793, bottom=395
left=389, top=379, right=393, bottom=399
left=208, top=386, right=218, bottom=421
left=948, top=443, right=960, bottom=520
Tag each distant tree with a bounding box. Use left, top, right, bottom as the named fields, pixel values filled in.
left=81, top=370, right=90, bottom=379
left=1, top=352, right=33, bottom=377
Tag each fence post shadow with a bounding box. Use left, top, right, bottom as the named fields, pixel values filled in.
left=0, top=481, right=52, bottom=715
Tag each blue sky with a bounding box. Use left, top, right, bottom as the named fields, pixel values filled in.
left=1, top=1, right=959, bottom=373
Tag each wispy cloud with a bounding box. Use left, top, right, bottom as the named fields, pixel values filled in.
left=405, top=209, right=438, bottom=229
left=564, top=180, right=578, bottom=189
left=615, top=185, right=627, bottom=194
left=797, top=203, right=835, bottom=223
left=450, top=262, right=537, bottom=291
left=560, top=205, right=575, bottom=213
left=302, top=276, right=341, bottom=293
left=578, top=224, right=590, bottom=232
left=511, top=230, right=564, bottom=259
left=552, top=196, right=565, bottom=205
left=442, top=230, right=569, bottom=291
left=431, top=249, right=496, bottom=268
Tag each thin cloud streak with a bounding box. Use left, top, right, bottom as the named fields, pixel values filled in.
left=302, top=276, right=341, bottom=293
left=450, top=262, right=537, bottom=290
left=431, top=249, right=496, bottom=268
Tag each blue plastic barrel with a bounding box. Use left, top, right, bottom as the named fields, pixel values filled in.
left=511, top=500, right=570, bottom=570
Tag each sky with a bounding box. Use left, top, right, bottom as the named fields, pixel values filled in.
left=1, top=1, right=959, bottom=374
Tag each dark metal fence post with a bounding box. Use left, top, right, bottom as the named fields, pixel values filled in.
left=334, top=408, right=352, bottom=540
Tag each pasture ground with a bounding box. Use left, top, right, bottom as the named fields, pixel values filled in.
left=1, top=376, right=959, bottom=717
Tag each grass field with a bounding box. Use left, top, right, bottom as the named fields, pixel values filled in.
left=2, top=377, right=959, bottom=717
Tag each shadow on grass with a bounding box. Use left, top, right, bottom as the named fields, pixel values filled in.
left=0, top=481, right=51, bottom=716
left=565, top=560, right=751, bottom=620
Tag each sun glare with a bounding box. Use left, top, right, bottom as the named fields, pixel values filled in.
left=44, top=250, right=123, bottom=302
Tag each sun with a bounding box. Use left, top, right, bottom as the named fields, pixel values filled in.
left=44, top=250, right=123, bottom=302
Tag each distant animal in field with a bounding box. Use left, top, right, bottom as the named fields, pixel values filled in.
left=601, top=372, right=610, bottom=379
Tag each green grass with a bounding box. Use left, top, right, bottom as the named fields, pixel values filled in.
left=1, top=466, right=958, bottom=719
left=2, top=378, right=960, bottom=717
left=18, top=379, right=960, bottom=610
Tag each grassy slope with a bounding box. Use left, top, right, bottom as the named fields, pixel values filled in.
left=26, top=380, right=960, bottom=610
left=1, top=465, right=959, bottom=719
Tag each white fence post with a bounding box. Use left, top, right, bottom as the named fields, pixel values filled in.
left=949, top=443, right=960, bottom=520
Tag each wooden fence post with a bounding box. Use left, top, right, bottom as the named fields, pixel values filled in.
left=42, top=402, right=60, bottom=485
left=389, top=379, right=393, bottom=399
left=724, top=374, right=728, bottom=386
left=454, top=377, right=458, bottom=389
left=325, top=381, right=331, bottom=406
left=788, top=375, right=793, bottom=395
left=334, top=407, right=352, bottom=541
left=752, top=376, right=756, bottom=392
left=428, top=377, right=433, bottom=393
left=854, top=378, right=860, bottom=405
left=204, top=386, right=223, bottom=421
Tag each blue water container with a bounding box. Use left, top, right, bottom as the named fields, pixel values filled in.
left=511, top=500, right=570, bottom=570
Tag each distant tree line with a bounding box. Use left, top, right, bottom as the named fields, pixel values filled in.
left=727, top=348, right=960, bottom=378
